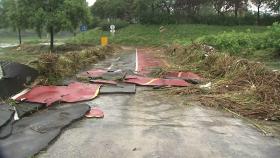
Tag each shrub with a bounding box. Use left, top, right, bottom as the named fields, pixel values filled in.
left=89, top=16, right=102, bottom=29
left=198, top=22, right=280, bottom=54
left=265, top=22, right=280, bottom=50
left=99, top=19, right=129, bottom=31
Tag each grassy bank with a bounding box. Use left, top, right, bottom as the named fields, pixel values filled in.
left=198, top=23, right=280, bottom=69
left=70, top=24, right=266, bottom=46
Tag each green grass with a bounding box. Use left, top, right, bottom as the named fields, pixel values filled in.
left=0, top=29, right=74, bottom=64
left=1, top=24, right=276, bottom=69
left=246, top=49, right=280, bottom=70
left=70, top=24, right=266, bottom=46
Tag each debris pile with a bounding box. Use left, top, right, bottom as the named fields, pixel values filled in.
left=0, top=47, right=202, bottom=158
left=165, top=43, right=280, bottom=121
left=37, top=45, right=119, bottom=84
left=16, top=82, right=101, bottom=106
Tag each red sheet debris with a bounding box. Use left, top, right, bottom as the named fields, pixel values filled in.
left=90, top=80, right=117, bottom=85
left=85, top=107, right=104, bottom=118
left=163, top=72, right=202, bottom=80
left=16, top=82, right=101, bottom=106
left=124, top=75, right=190, bottom=87
left=79, top=69, right=107, bottom=78
left=136, top=49, right=168, bottom=75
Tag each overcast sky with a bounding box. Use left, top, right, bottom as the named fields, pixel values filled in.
left=86, top=0, right=96, bottom=6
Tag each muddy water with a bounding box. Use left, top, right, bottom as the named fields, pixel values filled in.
left=39, top=50, right=280, bottom=158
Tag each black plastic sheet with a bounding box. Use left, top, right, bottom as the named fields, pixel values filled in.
left=0, top=104, right=90, bottom=158
left=0, top=61, right=38, bottom=99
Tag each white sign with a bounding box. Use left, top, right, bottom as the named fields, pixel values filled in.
left=110, top=25, right=115, bottom=30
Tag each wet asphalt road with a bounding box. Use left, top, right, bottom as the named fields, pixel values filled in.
left=39, top=49, right=280, bottom=158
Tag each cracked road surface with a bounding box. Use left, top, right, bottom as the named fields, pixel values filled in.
left=39, top=49, right=280, bottom=158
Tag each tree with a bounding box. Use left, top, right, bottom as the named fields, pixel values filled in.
left=64, top=0, right=91, bottom=36
left=174, top=0, right=207, bottom=16
left=267, top=0, right=280, bottom=14
left=92, top=0, right=134, bottom=21
left=27, top=0, right=90, bottom=51
left=227, top=0, right=248, bottom=17
left=251, top=0, right=268, bottom=24
left=91, top=0, right=109, bottom=19
left=1, top=0, right=31, bottom=45
left=212, top=0, right=228, bottom=15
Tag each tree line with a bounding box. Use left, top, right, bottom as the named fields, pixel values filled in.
left=0, top=0, right=90, bottom=51
left=91, top=0, right=279, bottom=25
left=0, top=0, right=279, bottom=50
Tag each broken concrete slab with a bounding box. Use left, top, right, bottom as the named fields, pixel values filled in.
left=100, top=84, right=136, bottom=94
left=0, top=61, right=38, bottom=99
left=99, top=70, right=126, bottom=81
left=16, top=82, right=101, bottom=106
left=79, top=69, right=126, bottom=81
left=0, top=104, right=90, bottom=158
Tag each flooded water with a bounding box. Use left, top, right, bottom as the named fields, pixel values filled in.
left=0, top=43, right=18, bottom=48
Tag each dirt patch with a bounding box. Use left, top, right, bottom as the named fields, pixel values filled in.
left=165, top=44, right=280, bottom=121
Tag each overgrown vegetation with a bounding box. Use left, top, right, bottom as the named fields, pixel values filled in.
left=198, top=22, right=280, bottom=54
left=71, top=24, right=266, bottom=46
left=36, top=45, right=120, bottom=84
left=165, top=43, right=280, bottom=121
left=0, top=43, right=120, bottom=84
left=91, top=0, right=279, bottom=25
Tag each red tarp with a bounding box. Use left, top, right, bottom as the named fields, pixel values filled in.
left=136, top=49, right=168, bottom=75
left=164, top=72, right=202, bottom=80
left=79, top=69, right=107, bottom=78
left=85, top=107, right=104, bottom=118
left=124, top=75, right=190, bottom=87
left=16, top=82, right=101, bottom=106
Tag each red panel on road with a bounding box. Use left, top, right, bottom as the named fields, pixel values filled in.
left=16, top=82, right=101, bottom=106
left=79, top=69, right=107, bottom=78
left=124, top=75, right=190, bottom=87
left=136, top=49, right=168, bottom=75
left=164, top=72, right=202, bottom=80
left=85, top=107, right=104, bottom=118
